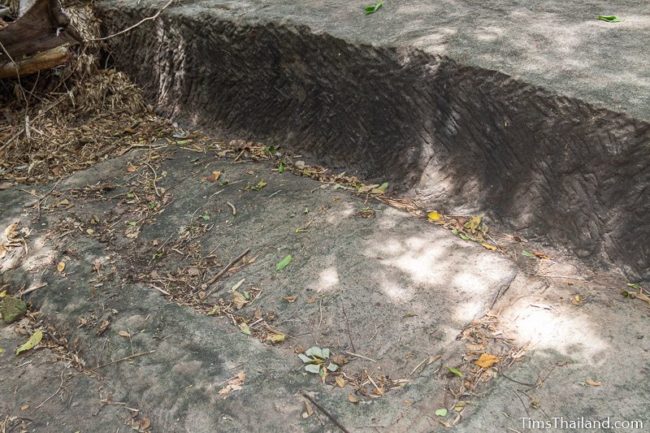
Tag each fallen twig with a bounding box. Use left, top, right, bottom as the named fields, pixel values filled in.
left=93, top=350, right=156, bottom=370
left=343, top=351, right=376, bottom=363
left=35, top=371, right=65, bottom=409
left=205, top=248, right=250, bottom=293
left=89, top=0, right=175, bottom=42
left=300, top=392, right=351, bottom=433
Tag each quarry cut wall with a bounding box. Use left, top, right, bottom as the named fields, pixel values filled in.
left=96, top=5, right=650, bottom=281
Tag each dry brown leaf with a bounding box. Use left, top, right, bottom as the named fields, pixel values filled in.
left=218, top=371, right=246, bottom=398
left=126, top=163, right=138, bottom=173
left=283, top=295, right=297, bottom=303
left=474, top=353, right=499, bottom=369
left=4, top=222, right=18, bottom=240
left=335, top=376, right=347, bottom=388
left=232, top=291, right=248, bottom=310
left=585, top=378, right=602, bottom=387
left=348, top=394, right=359, bottom=404
left=207, top=171, right=222, bottom=182
left=118, top=330, right=131, bottom=338
left=138, top=416, right=151, bottom=431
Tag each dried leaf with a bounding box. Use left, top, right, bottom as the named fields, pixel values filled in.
left=266, top=332, right=286, bottom=344
left=118, top=330, right=131, bottom=338
left=16, top=329, right=43, bottom=355
left=138, top=417, right=151, bottom=431
left=474, top=353, right=499, bottom=369
left=585, top=378, right=602, bottom=387
left=335, top=376, right=347, bottom=388
left=283, top=295, right=297, bottom=303
left=232, top=291, right=248, bottom=310
left=57, top=261, right=66, bottom=273
left=4, top=222, right=19, bottom=240
left=207, top=171, right=222, bottom=182
left=218, top=371, right=246, bottom=398
left=464, top=216, right=482, bottom=234
left=481, top=242, right=497, bottom=251
left=348, top=394, right=359, bottom=403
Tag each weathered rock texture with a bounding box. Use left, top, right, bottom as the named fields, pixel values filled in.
left=95, top=0, right=650, bottom=280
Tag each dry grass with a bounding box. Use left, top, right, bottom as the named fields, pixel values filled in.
left=0, top=2, right=172, bottom=185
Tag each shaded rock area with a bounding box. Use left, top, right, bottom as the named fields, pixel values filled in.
left=95, top=0, right=650, bottom=281
left=1, top=144, right=648, bottom=432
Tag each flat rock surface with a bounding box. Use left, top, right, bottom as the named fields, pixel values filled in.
left=103, top=0, right=649, bottom=120
left=0, top=144, right=648, bottom=432
left=0, top=145, right=516, bottom=432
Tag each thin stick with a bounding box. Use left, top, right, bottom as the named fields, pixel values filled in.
left=93, top=350, right=156, bottom=370
left=340, top=302, right=356, bottom=352
left=35, top=371, right=65, bottom=409
left=205, top=248, right=250, bottom=290
left=343, top=351, right=376, bottom=363
left=144, top=162, right=161, bottom=197
left=89, top=0, right=175, bottom=41
left=300, top=392, right=351, bottom=433
left=150, top=285, right=170, bottom=296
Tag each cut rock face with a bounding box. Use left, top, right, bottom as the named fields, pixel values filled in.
left=95, top=0, right=649, bottom=280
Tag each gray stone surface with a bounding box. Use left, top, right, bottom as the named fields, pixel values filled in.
left=1, top=146, right=648, bottom=432
left=1, top=147, right=516, bottom=432
left=95, top=0, right=650, bottom=282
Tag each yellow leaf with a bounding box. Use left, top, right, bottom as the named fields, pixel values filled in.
left=585, top=378, right=602, bottom=387
left=16, top=330, right=43, bottom=355
left=335, top=376, right=347, bottom=388
left=57, top=261, right=66, bottom=273
left=571, top=295, right=584, bottom=305
left=427, top=211, right=442, bottom=222
left=266, top=332, right=286, bottom=344
left=0, top=290, right=6, bottom=298
left=481, top=242, right=497, bottom=251
left=474, top=353, right=499, bottom=369
left=0, top=346, right=4, bottom=353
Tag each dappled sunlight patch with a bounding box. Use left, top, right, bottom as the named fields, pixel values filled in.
left=502, top=303, right=609, bottom=362
left=325, top=201, right=355, bottom=224
left=310, top=266, right=340, bottom=293
left=453, top=300, right=483, bottom=323
left=377, top=271, right=412, bottom=302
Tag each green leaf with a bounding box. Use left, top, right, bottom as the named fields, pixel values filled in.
left=364, top=1, right=383, bottom=15
left=276, top=255, right=293, bottom=271
left=305, top=346, right=323, bottom=358
left=321, top=348, right=330, bottom=359
left=447, top=366, right=464, bottom=377
left=16, top=330, right=43, bottom=355
left=305, top=364, right=322, bottom=374
left=239, top=323, right=251, bottom=335
left=0, top=346, right=4, bottom=354
left=278, top=161, right=285, bottom=174
left=627, top=283, right=641, bottom=290
left=435, top=408, right=448, bottom=417
left=298, top=354, right=312, bottom=363
left=597, top=15, right=620, bottom=23
left=522, top=250, right=535, bottom=258
left=326, top=362, right=339, bottom=372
